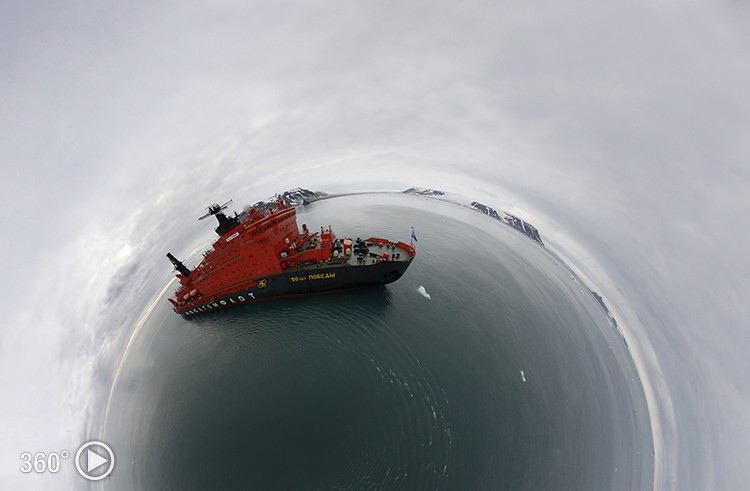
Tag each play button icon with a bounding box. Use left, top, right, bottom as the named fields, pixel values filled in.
left=86, top=449, right=109, bottom=473
left=75, top=441, right=115, bottom=481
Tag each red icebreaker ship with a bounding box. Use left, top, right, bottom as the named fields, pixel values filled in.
left=167, top=197, right=416, bottom=317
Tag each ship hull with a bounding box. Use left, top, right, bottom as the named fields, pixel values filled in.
left=177, top=258, right=413, bottom=318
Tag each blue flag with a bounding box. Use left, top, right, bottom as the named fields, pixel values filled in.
left=411, top=229, right=418, bottom=242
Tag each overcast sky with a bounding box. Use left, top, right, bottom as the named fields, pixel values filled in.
left=1, top=1, right=749, bottom=489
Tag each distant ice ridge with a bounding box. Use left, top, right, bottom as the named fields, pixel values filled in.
left=469, top=201, right=544, bottom=246
left=246, top=188, right=328, bottom=214
left=417, top=286, right=431, bottom=299
left=402, top=187, right=445, bottom=196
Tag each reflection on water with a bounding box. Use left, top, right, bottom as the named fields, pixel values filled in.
left=104, top=195, right=653, bottom=490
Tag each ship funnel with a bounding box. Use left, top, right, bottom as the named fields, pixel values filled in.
left=166, top=252, right=191, bottom=277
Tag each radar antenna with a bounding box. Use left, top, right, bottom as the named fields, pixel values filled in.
left=198, top=200, right=233, bottom=220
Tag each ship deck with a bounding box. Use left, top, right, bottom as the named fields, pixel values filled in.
left=342, top=239, right=413, bottom=266
left=296, top=236, right=413, bottom=268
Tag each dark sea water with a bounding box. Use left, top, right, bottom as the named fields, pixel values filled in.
left=103, top=194, right=653, bottom=490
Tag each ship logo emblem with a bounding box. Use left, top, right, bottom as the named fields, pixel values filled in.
left=258, top=279, right=268, bottom=288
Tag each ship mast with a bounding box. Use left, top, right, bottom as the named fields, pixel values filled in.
left=198, top=200, right=240, bottom=236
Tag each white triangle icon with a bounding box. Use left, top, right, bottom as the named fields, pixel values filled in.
left=86, top=449, right=109, bottom=473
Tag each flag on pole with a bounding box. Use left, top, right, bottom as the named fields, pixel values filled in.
left=411, top=229, right=418, bottom=242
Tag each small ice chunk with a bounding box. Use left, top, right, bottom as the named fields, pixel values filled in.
left=417, top=285, right=431, bottom=299
left=520, top=370, right=526, bottom=382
